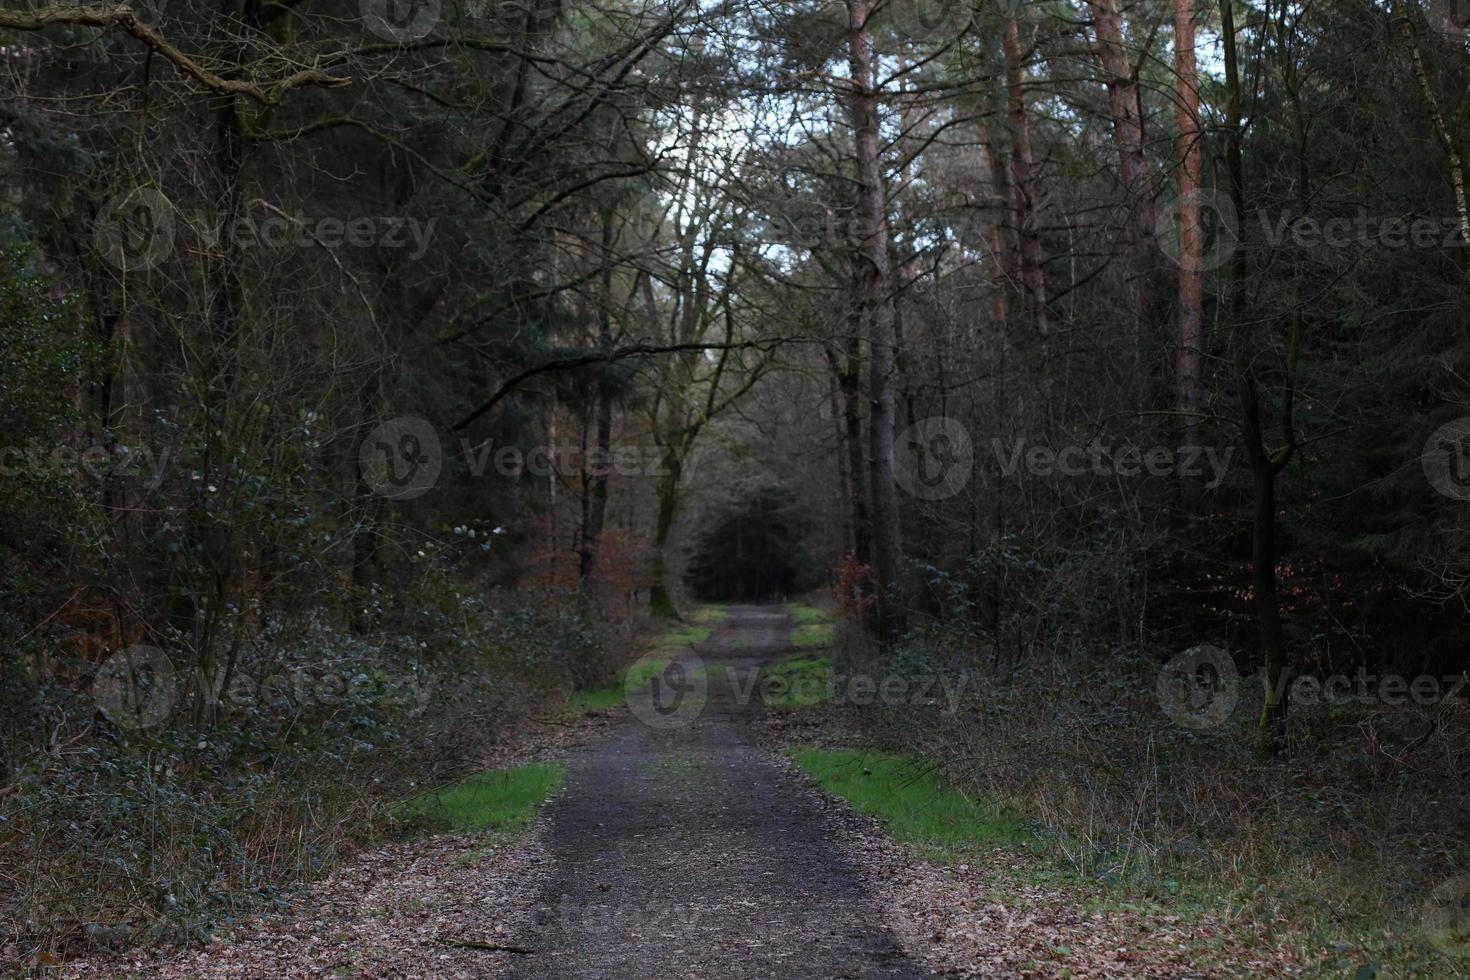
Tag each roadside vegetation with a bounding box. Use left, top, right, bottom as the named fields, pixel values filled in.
left=773, top=614, right=1470, bottom=977
left=785, top=603, right=836, bottom=651
left=788, top=748, right=1026, bottom=860
left=763, top=656, right=833, bottom=708
left=400, top=763, right=565, bottom=836
left=565, top=608, right=720, bottom=715
left=1, top=590, right=615, bottom=962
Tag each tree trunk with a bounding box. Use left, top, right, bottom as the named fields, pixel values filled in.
left=1088, top=0, right=1164, bottom=392
left=828, top=320, right=871, bottom=566
left=1002, top=17, right=1049, bottom=361
left=191, top=85, right=248, bottom=727
left=647, top=447, right=682, bottom=620
left=846, top=0, right=905, bottom=645
left=1394, top=0, right=1470, bottom=275
left=1240, top=363, right=1291, bottom=751
left=1174, top=0, right=1204, bottom=519
left=976, top=140, right=1011, bottom=333
left=579, top=207, right=617, bottom=591
left=1221, top=0, right=1299, bottom=752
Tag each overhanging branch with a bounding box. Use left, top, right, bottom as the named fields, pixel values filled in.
left=452, top=338, right=799, bottom=431
left=0, top=5, right=351, bottom=105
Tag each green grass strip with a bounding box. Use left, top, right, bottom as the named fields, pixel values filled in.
left=400, top=763, right=565, bottom=835
left=657, top=623, right=712, bottom=648
left=784, top=603, right=834, bottom=649
left=783, top=602, right=829, bottom=625
left=787, top=747, right=1027, bottom=861
left=763, top=655, right=833, bottom=707
left=569, top=610, right=717, bottom=714
left=790, top=622, right=834, bottom=649
left=567, top=685, right=624, bottom=713
left=568, top=658, right=665, bottom=714
left=691, top=605, right=727, bottom=626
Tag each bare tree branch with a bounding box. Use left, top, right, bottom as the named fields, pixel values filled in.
left=0, top=5, right=350, bottom=104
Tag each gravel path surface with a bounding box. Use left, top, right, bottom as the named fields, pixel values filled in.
left=497, top=604, right=933, bottom=980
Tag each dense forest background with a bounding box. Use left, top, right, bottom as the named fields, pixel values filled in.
left=4, top=0, right=1470, bottom=969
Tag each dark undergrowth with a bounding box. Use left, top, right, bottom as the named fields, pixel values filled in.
left=822, top=617, right=1470, bottom=978
left=0, top=588, right=618, bottom=971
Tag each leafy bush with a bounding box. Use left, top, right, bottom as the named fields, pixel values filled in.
left=0, top=587, right=613, bottom=965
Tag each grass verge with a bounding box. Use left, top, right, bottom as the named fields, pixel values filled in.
left=842, top=649, right=1470, bottom=977
left=787, top=746, right=1027, bottom=861
left=763, top=655, right=832, bottom=707
left=568, top=606, right=721, bottom=713
left=691, top=605, right=727, bottom=626
left=785, top=602, right=834, bottom=649
left=658, top=623, right=712, bottom=647
left=399, top=763, right=565, bottom=836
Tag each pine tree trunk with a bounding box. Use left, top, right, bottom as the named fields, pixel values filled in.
left=846, top=0, right=905, bottom=645
left=579, top=208, right=616, bottom=591
left=1174, top=0, right=1204, bottom=518
left=1002, top=17, right=1049, bottom=360
left=648, top=448, right=682, bottom=620
left=1089, top=0, right=1164, bottom=393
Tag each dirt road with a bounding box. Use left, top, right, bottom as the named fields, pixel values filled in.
left=499, top=605, right=932, bottom=979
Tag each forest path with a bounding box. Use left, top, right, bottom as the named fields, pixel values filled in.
left=496, top=604, right=933, bottom=979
